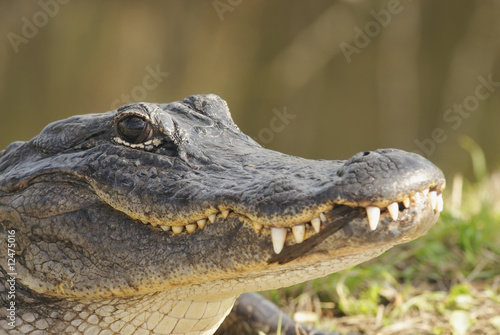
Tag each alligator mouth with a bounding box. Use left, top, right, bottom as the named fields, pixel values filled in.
left=137, top=187, right=444, bottom=255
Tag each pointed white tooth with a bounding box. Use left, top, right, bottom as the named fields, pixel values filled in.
left=150, top=222, right=158, bottom=227
left=271, top=228, right=287, bottom=254
left=422, top=188, right=430, bottom=196
left=141, top=220, right=149, bottom=225
left=208, top=214, right=216, bottom=223
left=403, top=197, right=410, bottom=208
left=172, top=226, right=184, bottom=234
left=292, top=224, right=305, bottom=243
left=366, top=206, right=380, bottom=231
left=437, top=194, right=444, bottom=212
left=387, top=202, right=399, bottom=221
left=311, top=217, right=321, bottom=233
left=185, top=224, right=197, bottom=233
left=253, top=222, right=263, bottom=233
left=161, top=225, right=171, bottom=231
left=428, top=191, right=438, bottom=210
left=221, top=210, right=230, bottom=219
left=319, top=212, right=327, bottom=223
left=197, top=219, right=207, bottom=229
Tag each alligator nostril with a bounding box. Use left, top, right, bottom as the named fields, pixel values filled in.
left=362, top=151, right=370, bottom=156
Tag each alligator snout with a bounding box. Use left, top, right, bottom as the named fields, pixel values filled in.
left=334, top=148, right=446, bottom=207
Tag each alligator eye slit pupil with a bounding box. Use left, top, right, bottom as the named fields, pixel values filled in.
left=117, top=115, right=153, bottom=144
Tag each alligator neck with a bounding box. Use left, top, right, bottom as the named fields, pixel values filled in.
left=2, top=285, right=236, bottom=334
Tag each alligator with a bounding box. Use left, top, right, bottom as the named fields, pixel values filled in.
left=0, top=94, right=445, bottom=335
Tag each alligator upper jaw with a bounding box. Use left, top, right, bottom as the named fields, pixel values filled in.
left=94, top=146, right=446, bottom=257
left=136, top=183, right=444, bottom=256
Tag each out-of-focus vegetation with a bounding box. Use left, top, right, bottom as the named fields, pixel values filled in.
left=0, top=1, right=499, bottom=178
left=266, top=144, right=500, bottom=335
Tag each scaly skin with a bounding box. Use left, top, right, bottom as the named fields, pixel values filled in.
left=0, top=95, right=445, bottom=334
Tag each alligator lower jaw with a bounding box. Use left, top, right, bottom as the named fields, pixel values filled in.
left=137, top=187, right=443, bottom=255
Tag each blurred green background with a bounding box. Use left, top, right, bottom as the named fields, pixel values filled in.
left=1, top=0, right=499, bottom=178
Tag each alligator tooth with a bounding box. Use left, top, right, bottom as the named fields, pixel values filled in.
left=403, top=197, right=410, bottom=208
left=271, top=228, right=287, bottom=254
left=221, top=210, right=230, bottom=219
left=208, top=214, right=216, bottom=223
left=292, top=224, right=305, bottom=243
left=319, top=212, right=327, bottom=223
left=197, top=219, right=207, bottom=229
left=311, top=217, right=321, bottom=233
left=150, top=221, right=158, bottom=227
left=437, top=194, right=444, bottom=212
left=422, top=188, right=430, bottom=196
left=141, top=220, right=148, bottom=225
left=185, top=224, right=197, bottom=233
left=172, top=226, right=184, bottom=234
left=161, top=225, right=171, bottom=231
left=253, top=223, right=263, bottom=233
left=366, top=206, right=380, bottom=231
left=428, top=191, right=438, bottom=210
left=387, top=202, right=399, bottom=221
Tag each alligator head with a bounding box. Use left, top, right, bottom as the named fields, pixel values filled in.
left=0, top=94, right=445, bottom=334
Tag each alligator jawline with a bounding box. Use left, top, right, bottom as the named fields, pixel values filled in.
left=135, top=186, right=443, bottom=255
left=268, top=205, right=360, bottom=264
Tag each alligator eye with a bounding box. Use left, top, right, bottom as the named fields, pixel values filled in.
left=116, top=115, right=154, bottom=144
